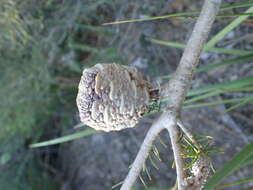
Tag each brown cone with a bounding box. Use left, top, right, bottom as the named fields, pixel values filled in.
left=76, top=63, right=150, bottom=132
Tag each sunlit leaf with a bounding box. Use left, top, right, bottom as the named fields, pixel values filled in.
left=30, top=129, right=96, bottom=148
left=204, top=141, right=253, bottom=190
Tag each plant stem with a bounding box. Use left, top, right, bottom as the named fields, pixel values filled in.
left=162, top=0, right=222, bottom=113
left=120, top=113, right=167, bottom=190
left=120, top=0, right=222, bottom=189
left=165, top=113, right=186, bottom=189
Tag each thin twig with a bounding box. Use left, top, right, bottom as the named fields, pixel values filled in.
left=171, top=182, right=178, bottom=190
left=120, top=0, right=222, bottom=190
left=177, top=120, right=199, bottom=148
left=165, top=114, right=186, bottom=189
left=120, top=112, right=174, bottom=190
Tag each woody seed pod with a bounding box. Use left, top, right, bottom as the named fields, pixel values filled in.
left=76, top=63, right=150, bottom=132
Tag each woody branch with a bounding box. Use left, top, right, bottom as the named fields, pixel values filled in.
left=120, top=0, right=222, bottom=190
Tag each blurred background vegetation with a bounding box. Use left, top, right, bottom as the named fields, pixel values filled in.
left=0, top=0, right=121, bottom=189
left=1, top=0, right=253, bottom=190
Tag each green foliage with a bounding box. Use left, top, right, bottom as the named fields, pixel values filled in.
left=0, top=1, right=55, bottom=189
left=205, top=5, right=253, bottom=49
left=30, top=128, right=96, bottom=148
left=0, top=0, right=30, bottom=50
left=180, top=135, right=223, bottom=170
left=215, top=177, right=253, bottom=189
left=0, top=154, right=58, bottom=190
left=1, top=0, right=123, bottom=189
left=204, top=141, right=253, bottom=190
left=0, top=0, right=51, bottom=154
left=0, top=46, right=50, bottom=140
left=150, top=39, right=251, bottom=56
left=103, top=1, right=253, bottom=25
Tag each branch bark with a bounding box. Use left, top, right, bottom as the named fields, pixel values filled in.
left=162, top=0, right=222, bottom=112
left=120, top=113, right=174, bottom=190
left=120, top=0, right=222, bottom=189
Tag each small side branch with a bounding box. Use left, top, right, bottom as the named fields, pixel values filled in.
left=120, top=112, right=175, bottom=190
left=177, top=120, right=199, bottom=148
left=165, top=115, right=186, bottom=189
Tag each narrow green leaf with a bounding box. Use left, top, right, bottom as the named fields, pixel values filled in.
left=112, top=181, right=123, bottom=189
left=153, top=145, right=162, bottom=161
left=215, top=177, right=253, bottom=189
left=160, top=54, right=253, bottom=79
left=133, top=187, right=167, bottom=190
left=187, top=76, right=253, bottom=96
left=185, top=86, right=253, bottom=104
left=184, top=90, right=223, bottom=104
left=218, top=12, right=253, bottom=17
left=158, top=135, right=168, bottom=148
left=150, top=39, right=251, bottom=55
left=68, top=42, right=100, bottom=54
left=240, top=154, right=253, bottom=168
left=103, top=1, right=253, bottom=25
left=0, top=153, right=11, bottom=165
left=103, top=10, right=199, bottom=25
left=205, top=6, right=253, bottom=49
left=73, top=122, right=86, bottom=129
left=148, top=155, right=159, bottom=170
left=30, top=129, right=97, bottom=148
left=143, top=162, right=152, bottom=180
left=196, top=53, right=253, bottom=73
left=225, top=86, right=253, bottom=92
left=189, top=12, right=253, bottom=19
left=204, top=141, right=253, bottom=190
left=150, top=40, right=185, bottom=49
left=221, top=1, right=253, bottom=10
left=183, top=97, right=253, bottom=109
left=139, top=174, right=148, bottom=189
left=225, top=98, right=253, bottom=112
left=75, top=24, right=112, bottom=34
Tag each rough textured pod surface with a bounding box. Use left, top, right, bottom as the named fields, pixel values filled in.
left=76, top=63, right=150, bottom=132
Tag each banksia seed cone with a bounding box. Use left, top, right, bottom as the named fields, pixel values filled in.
left=185, top=155, right=211, bottom=189
left=76, top=63, right=150, bottom=132
left=191, top=155, right=211, bottom=183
